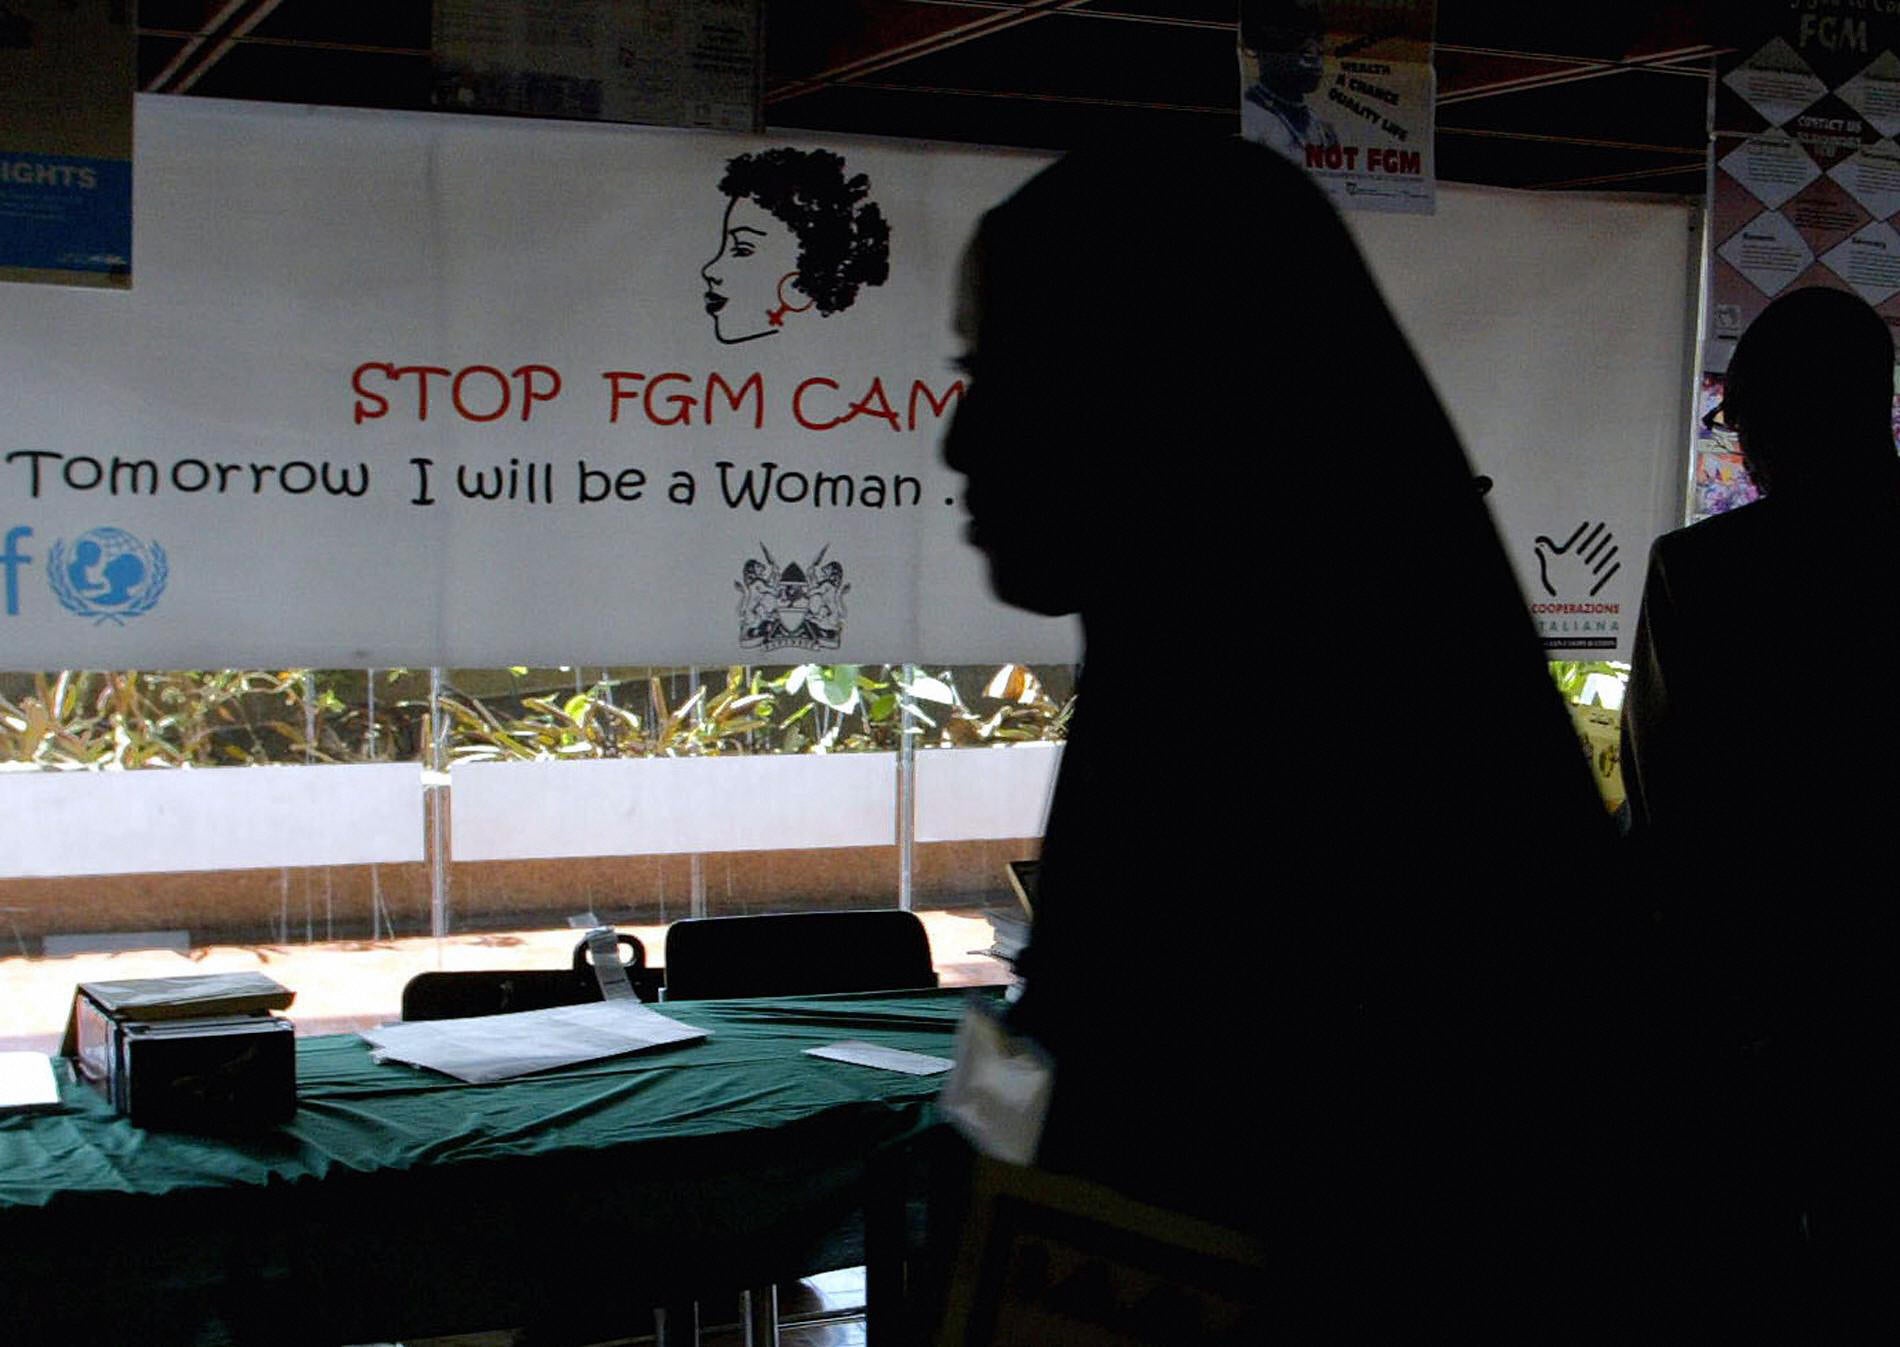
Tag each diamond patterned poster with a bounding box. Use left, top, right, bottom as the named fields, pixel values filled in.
left=1699, top=8, right=1900, bottom=519
left=1710, top=15, right=1900, bottom=369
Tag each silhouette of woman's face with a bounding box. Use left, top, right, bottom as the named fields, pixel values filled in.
left=942, top=241, right=1090, bottom=617
left=701, top=195, right=804, bottom=344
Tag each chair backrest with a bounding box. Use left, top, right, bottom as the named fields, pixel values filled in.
left=930, top=1156, right=1268, bottom=1347
left=661, top=909, right=937, bottom=1001
left=400, top=932, right=659, bottom=1020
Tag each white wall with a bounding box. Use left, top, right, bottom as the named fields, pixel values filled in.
left=0, top=763, right=424, bottom=878
left=915, top=742, right=1059, bottom=844
left=448, top=744, right=1062, bottom=861
left=448, top=753, right=899, bottom=861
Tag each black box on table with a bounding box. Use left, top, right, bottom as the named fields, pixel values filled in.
left=61, top=972, right=297, bottom=1129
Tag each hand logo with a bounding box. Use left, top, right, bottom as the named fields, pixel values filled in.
left=1532, top=521, right=1620, bottom=598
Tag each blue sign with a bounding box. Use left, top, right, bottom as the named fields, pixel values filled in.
left=0, top=151, right=131, bottom=279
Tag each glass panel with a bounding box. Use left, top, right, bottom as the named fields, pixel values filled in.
left=911, top=662, right=1076, bottom=986
left=435, top=664, right=907, bottom=979
left=0, top=659, right=1079, bottom=1048
left=0, top=669, right=431, bottom=1051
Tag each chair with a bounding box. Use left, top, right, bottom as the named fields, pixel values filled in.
left=660, top=909, right=937, bottom=1002
left=658, top=908, right=939, bottom=1345
left=398, top=931, right=685, bottom=1341
left=399, top=931, right=660, bottom=1020
left=925, top=1155, right=1269, bottom=1346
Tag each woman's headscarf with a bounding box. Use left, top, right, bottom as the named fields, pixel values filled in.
left=949, top=138, right=1621, bottom=1315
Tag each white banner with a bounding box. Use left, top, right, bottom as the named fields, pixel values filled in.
left=1348, top=187, right=1697, bottom=658
left=0, top=98, right=1071, bottom=670
left=0, top=99, right=1692, bottom=669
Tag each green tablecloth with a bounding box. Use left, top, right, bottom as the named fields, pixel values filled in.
left=0, top=989, right=976, bottom=1346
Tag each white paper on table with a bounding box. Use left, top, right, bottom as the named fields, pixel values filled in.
left=0, top=1051, right=61, bottom=1114
left=361, top=1000, right=707, bottom=1083
left=804, top=1040, right=955, bottom=1076
left=938, top=1004, right=1053, bottom=1167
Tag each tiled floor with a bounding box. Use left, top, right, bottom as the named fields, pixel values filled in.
left=0, top=908, right=1014, bottom=1052
left=701, top=1269, right=869, bottom=1347
left=391, top=1268, right=869, bottom=1346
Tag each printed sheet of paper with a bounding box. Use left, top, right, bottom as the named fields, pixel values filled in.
left=804, top=1040, right=954, bottom=1076
left=361, top=999, right=706, bottom=1083
left=583, top=925, right=635, bottom=1000
left=432, top=0, right=759, bottom=131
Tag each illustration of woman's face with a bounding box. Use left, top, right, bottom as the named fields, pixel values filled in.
left=701, top=195, right=804, bottom=344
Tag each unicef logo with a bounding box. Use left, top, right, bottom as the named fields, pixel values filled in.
left=46, top=527, right=168, bottom=625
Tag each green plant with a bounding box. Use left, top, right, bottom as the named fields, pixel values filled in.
left=762, top=663, right=1071, bottom=753
left=955, top=663, right=1074, bottom=745
left=1549, top=660, right=1628, bottom=707
left=437, top=667, right=775, bottom=761
left=1, top=663, right=1075, bottom=768
left=3, top=670, right=297, bottom=768
left=1548, top=661, right=1628, bottom=813
left=0, top=669, right=426, bottom=769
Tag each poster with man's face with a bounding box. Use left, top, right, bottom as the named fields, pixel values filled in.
left=1237, top=0, right=1437, bottom=215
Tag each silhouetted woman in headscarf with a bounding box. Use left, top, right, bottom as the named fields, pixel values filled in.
left=942, top=137, right=1621, bottom=1331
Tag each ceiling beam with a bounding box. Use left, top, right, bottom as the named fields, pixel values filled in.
left=844, top=79, right=1232, bottom=116
left=1528, top=161, right=1708, bottom=191
left=1439, top=45, right=1721, bottom=105
left=895, top=0, right=1233, bottom=29
left=827, top=81, right=1711, bottom=157
left=894, top=1, right=1720, bottom=58
left=766, top=0, right=1097, bottom=106
left=1437, top=125, right=1705, bottom=157
left=138, top=27, right=431, bottom=59
left=170, top=0, right=284, bottom=94
left=789, top=98, right=1711, bottom=169
left=1439, top=42, right=1712, bottom=70
left=142, top=0, right=247, bottom=92
left=143, top=0, right=285, bottom=95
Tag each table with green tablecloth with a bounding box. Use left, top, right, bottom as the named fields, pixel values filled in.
left=0, top=989, right=977, bottom=1346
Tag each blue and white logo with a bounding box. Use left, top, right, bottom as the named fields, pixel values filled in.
left=47, top=527, right=168, bottom=625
